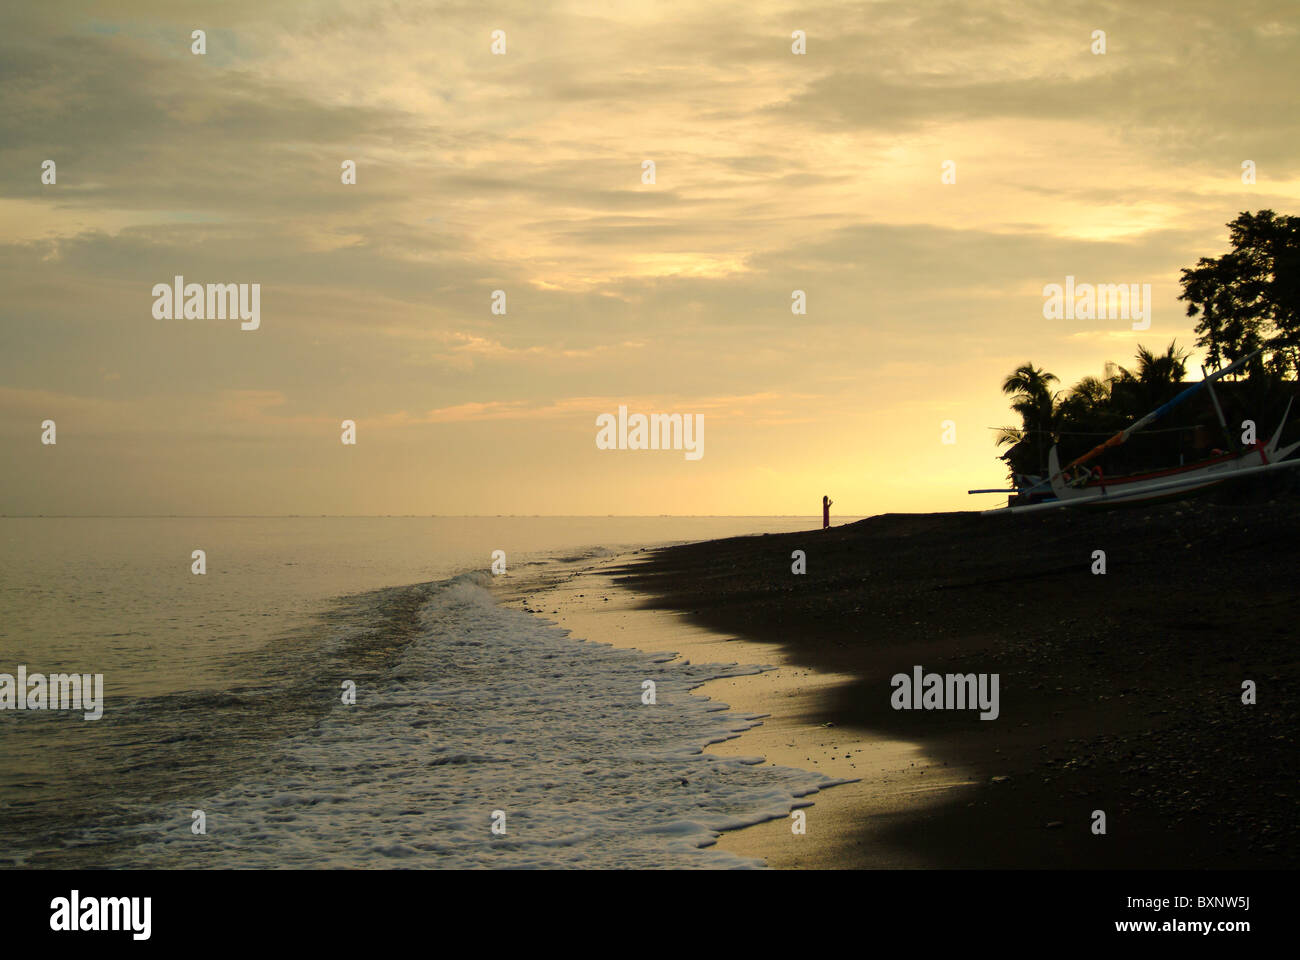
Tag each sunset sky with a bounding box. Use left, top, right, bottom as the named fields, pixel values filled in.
left=3, top=0, right=1299, bottom=516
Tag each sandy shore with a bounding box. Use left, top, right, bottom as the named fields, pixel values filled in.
left=610, top=502, right=1299, bottom=869
left=498, top=553, right=973, bottom=868
left=495, top=494, right=1298, bottom=868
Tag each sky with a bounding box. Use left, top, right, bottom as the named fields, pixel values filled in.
left=2, top=0, right=1298, bottom=516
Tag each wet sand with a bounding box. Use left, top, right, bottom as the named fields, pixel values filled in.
left=608, top=501, right=1299, bottom=868
left=499, top=555, right=962, bottom=868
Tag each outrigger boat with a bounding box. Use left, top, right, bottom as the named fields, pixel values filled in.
left=975, top=349, right=1300, bottom=515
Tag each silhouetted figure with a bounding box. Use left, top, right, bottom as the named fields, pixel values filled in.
left=822, top=495, right=832, bottom=529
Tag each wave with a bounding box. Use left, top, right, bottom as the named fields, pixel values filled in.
left=43, top=575, right=845, bottom=869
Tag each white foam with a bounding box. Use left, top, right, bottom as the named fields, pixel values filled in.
left=114, top=577, right=846, bottom=868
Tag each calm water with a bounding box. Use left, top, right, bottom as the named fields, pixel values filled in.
left=0, top=517, right=844, bottom=868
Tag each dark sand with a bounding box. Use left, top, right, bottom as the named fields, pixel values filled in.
left=614, top=499, right=1299, bottom=868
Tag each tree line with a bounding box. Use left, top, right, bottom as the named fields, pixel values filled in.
left=998, top=211, right=1299, bottom=480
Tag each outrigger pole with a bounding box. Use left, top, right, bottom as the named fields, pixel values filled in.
left=1201, top=363, right=1238, bottom=454
left=1062, top=349, right=1261, bottom=474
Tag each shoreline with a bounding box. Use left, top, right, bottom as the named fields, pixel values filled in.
left=497, top=552, right=971, bottom=868
left=609, top=504, right=1300, bottom=868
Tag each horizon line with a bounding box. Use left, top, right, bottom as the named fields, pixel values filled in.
left=0, top=513, right=866, bottom=520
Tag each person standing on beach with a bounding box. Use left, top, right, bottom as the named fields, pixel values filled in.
left=823, top=495, right=832, bottom=529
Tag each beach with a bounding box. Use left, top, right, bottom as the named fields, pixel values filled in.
left=0, top=516, right=832, bottom=869
left=500, top=555, right=959, bottom=868
left=3, top=511, right=1293, bottom=870
left=507, top=499, right=1299, bottom=869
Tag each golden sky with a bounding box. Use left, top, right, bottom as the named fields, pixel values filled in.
left=3, top=0, right=1299, bottom=516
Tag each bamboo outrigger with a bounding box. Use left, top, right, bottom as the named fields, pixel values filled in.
left=976, top=350, right=1300, bottom=515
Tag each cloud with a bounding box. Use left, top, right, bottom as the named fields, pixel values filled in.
left=413, top=391, right=812, bottom=424
left=1, top=0, right=1295, bottom=514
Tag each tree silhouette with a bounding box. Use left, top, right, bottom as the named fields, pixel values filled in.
left=996, top=210, right=1300, bottom=484
left=1112, top=340, right=1190, bottom=414
left=996, top=363, right=1059, bottom=474
left=1056, top=374, right=1116, bottom=430
left=998, top=344, right=1196, bottom=480
left=1179, top=210, right=1300, bottom=377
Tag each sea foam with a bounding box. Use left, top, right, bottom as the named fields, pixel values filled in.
left=115, top=574, right=845, bottom=868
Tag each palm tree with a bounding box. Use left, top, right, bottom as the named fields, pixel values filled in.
left=998, top=362, right=1059, bottom=474
left=1113, top=341, right=1189, bottom=415
left=1058, top=375, right=1112, bottom=420
left=1001, top=363, right=1059, bottom=403
left=1133, top=341, right=1190, bottom=387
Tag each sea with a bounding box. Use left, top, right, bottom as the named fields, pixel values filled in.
left=0, top=517, right=846, bottom=869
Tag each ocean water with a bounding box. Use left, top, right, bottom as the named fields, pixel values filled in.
left=0, top=517, right=846, bottom=868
